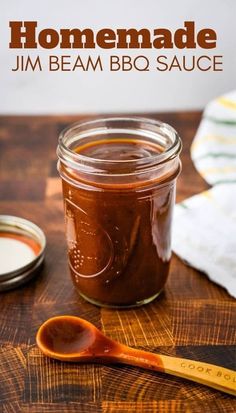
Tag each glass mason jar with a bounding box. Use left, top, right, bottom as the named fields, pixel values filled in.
left=57, top=117, right=181, bottom=308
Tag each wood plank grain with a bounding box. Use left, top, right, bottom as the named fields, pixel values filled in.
left=0, top=346, right=26, bottom=403
left=102, top=400, right=236, bottom=413
left=24, top=347, right=102, bottom=404
left=172, top=300, right=236, bottom=345
left=101, top=301, right=173, bottom=348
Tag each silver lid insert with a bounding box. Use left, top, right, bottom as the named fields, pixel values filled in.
left=0, top=215, right=46, bottom=291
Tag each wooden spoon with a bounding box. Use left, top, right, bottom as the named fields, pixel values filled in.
left=36, top=315, right=236, bottom=396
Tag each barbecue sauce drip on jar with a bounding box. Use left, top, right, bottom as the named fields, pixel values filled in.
left=57, top=117, right=182, bottom=307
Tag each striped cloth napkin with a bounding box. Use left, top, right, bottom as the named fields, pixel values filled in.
left=172, top=91, right=236, bottom=298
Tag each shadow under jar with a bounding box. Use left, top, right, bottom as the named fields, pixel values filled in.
left=57, top=117, right=182, bottom=308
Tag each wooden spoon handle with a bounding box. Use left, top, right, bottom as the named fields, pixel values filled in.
left=160, top=354, right=236, bottom=396
left=117, top=347, right=236, bottom=396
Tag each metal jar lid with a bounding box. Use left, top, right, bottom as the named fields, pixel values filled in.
left=0, top=215, right=46, bottom=291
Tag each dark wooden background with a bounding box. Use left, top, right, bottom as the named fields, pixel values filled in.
left=0, top=113, right=235, bottom=413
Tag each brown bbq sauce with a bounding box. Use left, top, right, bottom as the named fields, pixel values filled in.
left=62, top=139, right=175, bottom=306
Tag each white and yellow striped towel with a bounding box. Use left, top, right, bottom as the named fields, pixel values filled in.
left=172, top=91, right=236, bottom=298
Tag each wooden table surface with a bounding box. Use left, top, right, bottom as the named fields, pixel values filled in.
left=0, top=112, right=235, bottom=413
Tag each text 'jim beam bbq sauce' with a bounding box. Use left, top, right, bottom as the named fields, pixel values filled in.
left=57, top=117, right=182, bottom=308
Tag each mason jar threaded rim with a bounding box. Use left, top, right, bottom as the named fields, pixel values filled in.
left=57, top=117, right=182, bottom=177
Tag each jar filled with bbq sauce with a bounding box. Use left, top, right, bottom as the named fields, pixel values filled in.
left=57, top=117, right=181, bottom=308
